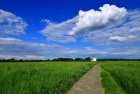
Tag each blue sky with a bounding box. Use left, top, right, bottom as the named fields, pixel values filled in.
left=0, top=0, right=140, bottom=60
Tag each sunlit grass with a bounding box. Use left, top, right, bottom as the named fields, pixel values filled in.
left=100, top=61, right=140, bottom=94
left=100, top=65, right=126, bottom=94
left=0, top=62, right=97, bottom=94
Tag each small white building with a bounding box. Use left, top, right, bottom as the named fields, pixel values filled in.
left=91, top=56, right=97, bottom=61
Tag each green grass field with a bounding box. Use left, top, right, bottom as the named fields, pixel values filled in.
left=100, top=61, right=140, bottom=94
left=1, top=61, right=140, bottom=94
left=0, top=62, right=97, bottom=94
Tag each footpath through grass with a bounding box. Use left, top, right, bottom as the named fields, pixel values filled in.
left=0, top=62, right=97, bottom=94
left=100, top=61, right=140, bottom=94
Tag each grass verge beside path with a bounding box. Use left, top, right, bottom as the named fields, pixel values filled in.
left=100, top=65, right=126, bottom=94
left=0, top=62, right=97, bottom=94
left=100, top=61, right=140, bottom=94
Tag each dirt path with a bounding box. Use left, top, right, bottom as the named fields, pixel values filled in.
left=66, top=64, right=104, bottom=94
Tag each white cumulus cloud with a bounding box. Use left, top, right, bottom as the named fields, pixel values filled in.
left=40, top=17, right=77, bottom=43
left=0, top=9, right=28, bottom=35
left=82, top=9, right=140, bottom=44
left=40, top=4, right=127, bottom=43
left=40, top=4, right=140, bottom=44
left=68, top=4, right=127, bottom=35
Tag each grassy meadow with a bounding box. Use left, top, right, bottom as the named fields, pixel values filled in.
left=0, top=62, right=97, bottom=94
left=1, top=61, right=140, bottom=94
left=100, top=61, right=140, bottom=94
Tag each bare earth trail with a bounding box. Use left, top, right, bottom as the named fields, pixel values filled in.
left=66, top=64, right=104, bottom=94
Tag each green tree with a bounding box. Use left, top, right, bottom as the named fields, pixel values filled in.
left=10, top=58, right=15, bottom=62
left=84, top=57, right=91, bottom=61
left=74, top=58, right=83, bottom=61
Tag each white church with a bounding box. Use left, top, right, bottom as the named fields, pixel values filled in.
left=91, top=56, right=97, bottom=61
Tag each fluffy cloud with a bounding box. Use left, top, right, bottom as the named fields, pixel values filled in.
left=40, top=4, right=140, bottom=44
left=68, top=4, right=127, bottom=35
left=40, top=17, right=77, bottom=43
left=0, top=9, right=28, bottom=35
left=40, top=4, right=127, bottom=43
left=82, top=9, right=140, bottom=44
left=109, top=35, right=136, bottom=42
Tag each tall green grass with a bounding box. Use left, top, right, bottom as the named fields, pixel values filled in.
left=100, top=66, right=126, bottom=94
left=101, top=61, right=140, bottom=94
left=0, top=62, right=96, bottom=94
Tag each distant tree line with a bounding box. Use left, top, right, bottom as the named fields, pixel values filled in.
left=0, top=57, right=91, bottom=62
left=0, top=57, right=140, bottom=62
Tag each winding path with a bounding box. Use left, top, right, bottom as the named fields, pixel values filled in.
left=66, top=64, right=104, bottom=94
